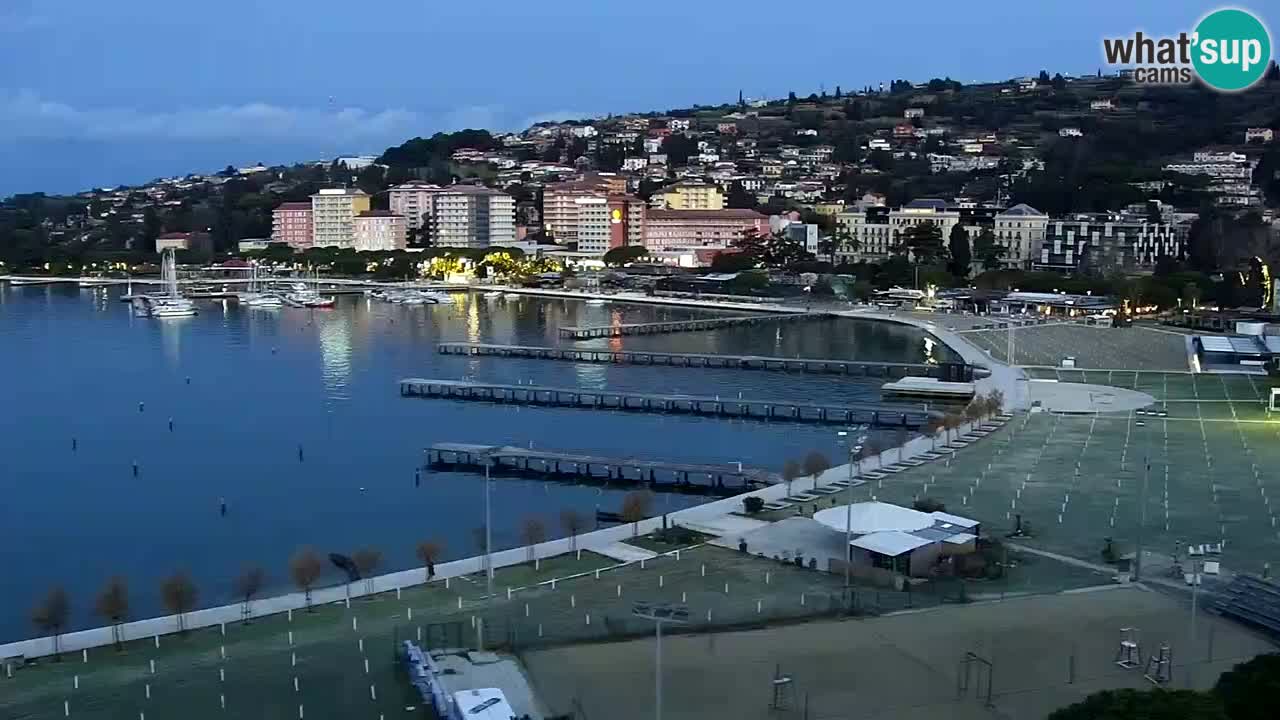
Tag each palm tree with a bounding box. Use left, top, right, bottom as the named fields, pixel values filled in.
left=95, top=576, right=129, bottom=650
left=621, top=490, right=653, bottom=537
left=416, top=540, right=443, bottom=582
left=159, top=571, right=198, bottom=633
left=559, top=509, right=586, bottom=552
left=352, top=548, right=382, bottom=595
left=31, top=586, right=70, bottom=661
left=289, top=547, right=323, bottom=612
left=520, top=516, right=548, bottom=565
left=233, top=566, right=266, bottom=624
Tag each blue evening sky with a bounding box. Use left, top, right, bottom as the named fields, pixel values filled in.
left=0, top=0, right=1244, bottom=197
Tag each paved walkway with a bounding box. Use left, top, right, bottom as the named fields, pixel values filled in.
left=595, top=542, right=659, bottom=563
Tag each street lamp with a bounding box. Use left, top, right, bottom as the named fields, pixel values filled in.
left=480, top=452, right=494, bottom=597
left=837, top=428, right=868, bottom=598
left=633, top=601, right=689, bottom=720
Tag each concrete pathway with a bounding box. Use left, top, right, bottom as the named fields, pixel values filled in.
left=594, top=542, right=659, bottom=563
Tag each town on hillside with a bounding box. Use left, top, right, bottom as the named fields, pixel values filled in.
left=3, top=69, right=1280, bottom=310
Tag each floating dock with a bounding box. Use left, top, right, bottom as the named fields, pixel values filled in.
left=437, top=343, right=981, bottom=381
left=557, top=312, right=822, bottom=339
left=400, top=378, right=935, bottom=427
left=426, top=443, right=773, bottom=494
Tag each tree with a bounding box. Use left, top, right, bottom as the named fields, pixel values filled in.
left=520, top=516, right=548, bottom=564
left=947, top=225, right=971, bottom=278
left=160, top=571, right=198, bottom=633
left=416, top=540, right=444, bottom=581
left=31, top=586, right=70, bottom=660
left=801, top=451, right=831, bottom=490
left=352, top=547, right=382, bottom=594
left=972, top=228, right=1004, bottom=271
left=602, top=245, right=648, bottom=267
left=924, top=417, right=944, bottom=452
left=943, top=413, right=964, bottom=444
left=1051, top=73, right=1067, bottom=90
left=782, top=459, right=801, bottom=495
left=290, top=547, right=323, bottom=612
left=710, top=251, right=759, bottom=273
left=986, top=389, right=1005, bottom=417
left=95, top=576, right=129, bottom=650
left=620, top=490, right=653, bottom=537
left=913, top=497, right=947, bottom=513
left=1182, top=281, right=1202, bottom=308
left=726, top=181, right=757, bottom=209
left=233, top=566, right=266, bottom=624
left=1214, top=653, right=1280, bottom=720
left=900, top=221, right=945, bottom=264
left=560, top=509, right=586, bottom=552
left=1047, top=688, right=1227, bottom=720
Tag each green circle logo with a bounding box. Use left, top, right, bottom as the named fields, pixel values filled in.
left=1192, top=8, right=1272, bottom=91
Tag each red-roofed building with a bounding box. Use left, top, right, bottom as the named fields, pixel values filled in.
left=642, top=209, right=768, bottom=252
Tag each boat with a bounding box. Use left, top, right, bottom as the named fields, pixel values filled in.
left=585, top=298, right=607, bottom=306
left=422, top=291, right=454, bottom=305
left=284, top=275, right=336, bottom=308
left=482, top=291, right=504, bottom=299
left=78, top=277, right=113, bottom=288
left=238, top=264, right=283, bottom=307
left=141, top=249, right=197, bottom=317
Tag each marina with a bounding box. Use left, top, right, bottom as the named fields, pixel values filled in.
left=437, top=342, right=982, bottom=381
left=399, top=378, right=937, bottom=427
left=425, top=442, right=775, bottom=493
left=557, top=312, right=819, bottom=339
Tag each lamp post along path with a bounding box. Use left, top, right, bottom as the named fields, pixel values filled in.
left=632, top=601, right=689, bottom=720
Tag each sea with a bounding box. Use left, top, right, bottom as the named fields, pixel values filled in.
left=0, top=284, right=956, bottom=641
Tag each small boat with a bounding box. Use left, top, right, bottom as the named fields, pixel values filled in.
left=241, top=293, right=283, bottom=308
left=147, top=296, right=198, bottom=317
left=422, top=291, right=454, bottom=305
left=585, top=298, right=607, bottom=306
left=78, top=278, right=113, bottom=288
left=483, top=291, right=504, bottom=299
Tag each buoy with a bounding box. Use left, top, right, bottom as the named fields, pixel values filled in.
left=297, top=445, right=304, bottom=462
left=414, top=470, right=420, bottom=487
left=138, top=402, right=145, bottom=412
left=168, top=418, right=174, bottom=432
left=72, top=437, right=77, bottom=451
left=132, top=461, right=139, bottom=477
left=185, top=377, right=191, bottom=385
left=219, top=498, right=227, bottom=516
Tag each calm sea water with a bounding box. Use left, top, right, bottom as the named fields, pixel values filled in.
left=0, top=285, right=954, bottom=641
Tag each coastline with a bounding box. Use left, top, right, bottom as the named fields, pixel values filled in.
left=0, top=292, right=1018, bottom=658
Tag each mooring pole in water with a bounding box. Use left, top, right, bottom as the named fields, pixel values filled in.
left=138, top=402, right=145, bottom=413
left=220, top=498, right=227, bottom=516
left=168, top=418, right=174, bottom=432
left=297, top=444, right=304, bottom=462
left=132, top=461, right=139, bottom=477
left=72, top=437, right=77, bottom=451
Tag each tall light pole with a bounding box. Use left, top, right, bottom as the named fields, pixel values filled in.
left=837, top=429, right=868, bottom=599
left=633, top=601, right=689, bottom=720
left=484, top=455, right=494, bottom=597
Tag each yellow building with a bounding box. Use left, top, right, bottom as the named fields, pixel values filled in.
left=311, top=188, right=371, bottom=248
left=661, top=181, right=724, bottom=210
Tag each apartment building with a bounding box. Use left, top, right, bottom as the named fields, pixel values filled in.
left=643, top=209, right=768, bottom=251
left=310, top=188, right=370, bottom=248
left=353, top=210, right=407, bottom=252
left=573, top=195, right=647, bottom=256
left=659, top=181, right=725, bottom=210
left=543, top=178, right=611, bottom=242
left=387, top=182, right=448, bottom=231
left=432, top=186, right=516, bottom=249
left=271, top=202, right=314, bottom=250
left=1035, top=214, right=1187, bottom=273
left=992, top=204, right=1048, bottom=269
left=834, top=199, right=966, bottom=262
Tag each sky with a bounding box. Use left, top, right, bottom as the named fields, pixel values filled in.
left=0, top=0, right=1252, bottom=197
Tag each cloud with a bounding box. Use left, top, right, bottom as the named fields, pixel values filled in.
left=0, top=90, right=425, bottom=143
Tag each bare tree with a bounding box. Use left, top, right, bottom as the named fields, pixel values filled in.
left=802, top=451, right=831, bottom=490
left=520, top=516, right=548, bottom=564
left=290, top=547, right=323, bottom=612
left=963, top=399, right=983, bottom=426
left=416, top=540, right=443, bottom=582
left=924, top=417, right=944, bottom=452
left=782, top=459, right=801, bottom=495
left=986, top=389, right=1005, bottom=417
left=861, top=441, right=882, bottom=473
left=233, top=566, right=266, bottom=624
left=944, top=413, right=964, bottom=445
left=31, top=586, right=70, bottom=661
left=560, top=509, right=586, bottom=552
left=160, top=571, right=198, bottom=633
left=352, top=548, right=382, bottom=595
left=620, top=490, right=653, bottom=537
left=95, top=576, right=129, bottom=650
left=894, top=427, right=909, bottom=465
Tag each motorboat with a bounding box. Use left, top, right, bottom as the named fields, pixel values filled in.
left=238, top=263, right=283, bottom=307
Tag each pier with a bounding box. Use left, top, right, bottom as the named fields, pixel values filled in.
left=399, top=378, right=936, bottom=427
left=557, top=312, right=822, bottom=339
left=426, top=443, right=773, bottom=494
left=437, top=342, right=981, bottom=381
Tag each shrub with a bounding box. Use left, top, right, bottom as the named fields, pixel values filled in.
left=743, top=496, right=766, bottom=514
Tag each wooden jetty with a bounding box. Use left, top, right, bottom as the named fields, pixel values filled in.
left=558, top=312, right=821, bottom=339
left=437, top=342, right=981, bottom=381
left=400, top=378, right=935, bottom=427
left=426, top=442, right=773, bottom=494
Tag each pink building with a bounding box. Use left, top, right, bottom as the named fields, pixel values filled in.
left=642, top=209, right=768, bottom=252
left=272, top=202, right=313, bottom=249
left=353, top=210, right=407, bottom=252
